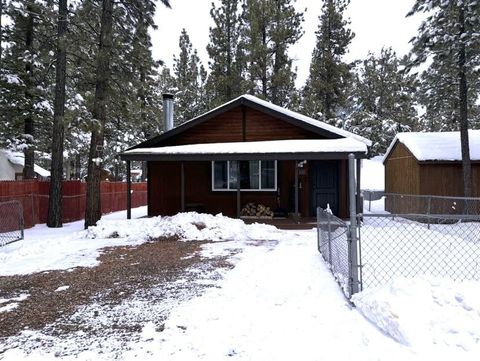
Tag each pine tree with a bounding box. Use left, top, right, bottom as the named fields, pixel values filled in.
left=0, top=1, right=55, bottom=176
left=417, top=49, right=480, bottom=132
left=206, top=0, right=244, bottom=107
left=302, top=0, right=354, bottom=123
left=173, top=29, right=207, bottom=125
left=240, top=0, right=303, bottom=107
left=408, top=0, right=480, bottom=197
left=345, top=48, right=418, bottom=154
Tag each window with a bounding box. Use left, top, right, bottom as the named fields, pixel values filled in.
left=212, top=160, right=277, bottom=191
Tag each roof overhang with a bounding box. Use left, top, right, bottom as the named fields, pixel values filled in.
left=120, top=139, right=368, bottom=162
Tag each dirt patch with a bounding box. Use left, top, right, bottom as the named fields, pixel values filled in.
left=0, top=238, right=237, bottom=345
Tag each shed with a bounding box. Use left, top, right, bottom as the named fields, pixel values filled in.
left=383, top=130, right=480, bottom=212
left=120, top=94, right=371, bottom=220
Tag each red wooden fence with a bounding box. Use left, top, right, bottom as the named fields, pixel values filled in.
left=0, top=180, right=147, bottom=228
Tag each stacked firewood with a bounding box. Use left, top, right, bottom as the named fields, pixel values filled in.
left=241, top=203, right=274, bottom=217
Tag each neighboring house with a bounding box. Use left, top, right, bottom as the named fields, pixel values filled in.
left=0, top=149, right=50, bottom=180
left=383, top=130, right=480, bottom=212
left=121, top=94, right=371, bottom=219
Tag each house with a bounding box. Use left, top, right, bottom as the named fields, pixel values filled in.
left=0, top=149, right=50, bottom=180
left=120, top=94, right=371, bottom=219
left=383, top=130, right=480, bottom=213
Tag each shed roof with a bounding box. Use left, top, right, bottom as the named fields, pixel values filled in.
left=121, top=138, right=368, bottom=161
left=129, top=94, right=371, bottom=150
left=383, top=130, right=480, bottom=163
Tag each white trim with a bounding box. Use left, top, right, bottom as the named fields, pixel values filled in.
left=211, top=160, right=278, bottom=192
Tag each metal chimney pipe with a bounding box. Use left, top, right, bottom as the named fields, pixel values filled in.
left=162, top=93, right=174, bottom=131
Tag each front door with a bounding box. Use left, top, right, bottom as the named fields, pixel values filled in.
left=310, top=160, right=339, bottom=216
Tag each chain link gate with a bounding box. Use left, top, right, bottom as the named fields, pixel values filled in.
left=0, top=200, right=24, bottom=246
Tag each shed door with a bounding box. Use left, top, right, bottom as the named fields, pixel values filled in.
left=310, top=160, right=339, bottom=216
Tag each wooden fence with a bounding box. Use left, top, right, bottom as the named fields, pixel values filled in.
left=0, top=180, right=147, bottom=228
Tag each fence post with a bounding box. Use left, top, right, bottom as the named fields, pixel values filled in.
left=19, top=203, right=24, bottom=240
left=368, top=191, right=372, bottom=212
left=427, top=196, right=431, bottom=229
left=316, top=206, right=321, bottom=252
left=327, top=210, right=332, bottom=265
left=348, top=154, right=360, bottom=295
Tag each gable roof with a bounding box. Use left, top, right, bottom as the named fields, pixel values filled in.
left=129, top=94, right=371, bottom=150
left=383, top=130, right=480, bottom=163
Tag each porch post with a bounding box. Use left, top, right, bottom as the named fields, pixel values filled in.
left=356, top=158, right=362, bottom=213
left=294, top=160, right=299, bottom=223
left=126, top=160, right=131, bottom=219
left=181, top=162, right=185, bottom=212
left=236, top=161, right=241, bottom=218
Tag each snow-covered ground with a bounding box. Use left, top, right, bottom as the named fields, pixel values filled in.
left=1, top=208, right=479, bottom=360
left=0, top=206, right=149, bottom=276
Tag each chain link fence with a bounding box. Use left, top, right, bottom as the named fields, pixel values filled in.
left=317, top=193, right=480, bottom=298
left=364, top=191, right=480, bottom=216
left=316, top=207, right=354, bottom=298
left=0, top=201, right=24, bottom=246
left=360, top=213, right=480, bottom=289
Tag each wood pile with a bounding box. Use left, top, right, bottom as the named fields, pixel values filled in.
left=240, top=203, right=274, bottom=218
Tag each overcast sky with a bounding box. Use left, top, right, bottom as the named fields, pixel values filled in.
left=151, top=0, right=424, bottom=86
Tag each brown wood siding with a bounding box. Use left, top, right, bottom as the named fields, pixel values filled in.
left=163, top=105, right=324, bottom=146
left=244, top=108, right=323, bottom=141
left=148, top=161, right=181, bottom=216
left=147, top=160, right=320, bottom=218
left=385, top=142, right=420, bottom=195
left=419, top=163, right=480, bottom=198
left=166, top=108, right=244, bottom=146
left=384, top=142, right=421, bottom=213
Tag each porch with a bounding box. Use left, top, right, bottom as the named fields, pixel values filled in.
left=120, top=139, right=366, bottom=222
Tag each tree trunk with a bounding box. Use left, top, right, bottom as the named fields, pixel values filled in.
left=23, top=1, right=35, bottom=179
left=85, top=0, right=113, bottom=228
left=74, top=153, right=81, bottom=179
left=47, top=0, right=68, bottom=227
left=1, top=0, right=4, bottom=67
left=458, top=7, right=472, bottom=198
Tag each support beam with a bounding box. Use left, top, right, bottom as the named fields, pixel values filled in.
left=294, top=160, right=299, bottom=223
left=181, top=162, right=185, bottom=212
left=356, top=158, right=362, bottom=214
left=126, top=160, right=131, bottom=219
left=236, top=161, right=241, bottom=218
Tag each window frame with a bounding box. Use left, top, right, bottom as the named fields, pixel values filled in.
left=211, top=160, right=278, bottom=192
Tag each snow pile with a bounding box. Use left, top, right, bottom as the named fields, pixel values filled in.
left=353, top=276, right=480, bottom=354
left=0, top=209, right=278, bottom=276
left=86, top=212, right=280, bottom=243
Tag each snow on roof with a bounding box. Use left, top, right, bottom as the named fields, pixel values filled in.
left=383, top=130, right=480, bottom=162
left=124, top=138, right=368, bottom=156
left=173, top=94, right=372, bottom=147
left=2, top=149, right=51, bottom=177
